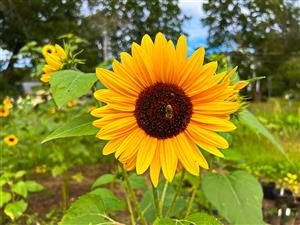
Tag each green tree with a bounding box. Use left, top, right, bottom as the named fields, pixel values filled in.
left=202, top=0, right=300, bottom=99
left=0, top=0, right=188, bottom=97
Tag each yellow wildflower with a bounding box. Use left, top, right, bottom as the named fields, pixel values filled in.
left=4, top=134, right=18, bottom=146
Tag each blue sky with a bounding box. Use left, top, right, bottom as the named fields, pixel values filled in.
left=179, top=0, right=208, bottom=54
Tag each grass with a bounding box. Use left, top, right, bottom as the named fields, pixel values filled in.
left=230, top=98, right=300, bottom=183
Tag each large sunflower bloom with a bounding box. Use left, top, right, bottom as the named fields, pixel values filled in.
left=91, top=33, right=247, bottom=187
left=40, top=44, right=67, bottom=83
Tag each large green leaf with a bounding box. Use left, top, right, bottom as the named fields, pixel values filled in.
left=91, top=174, right=116, bottom=189
left=89, top=188, right=126, bottom=212
left=0, top=191, right=11, bottom=208
left=153, top=213, right=223, bottom=225
left=4, top=200, right=27, bottom=221
left=202, top=171, right=264, bottom=225
left=11, top=181, right=27, bottom=198
left=50, top=70, right=97, bottom=107
left=59, top=194, right=108, bottom=225
left=239, top=109, right=287, bottom=158
left=25, top=181, right=44, bottom=192
left=184, top=213, right=223, bottom=225
left=42, top=114, right=97, bottom=143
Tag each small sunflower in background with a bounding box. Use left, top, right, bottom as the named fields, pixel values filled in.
left=67, top=99, right=77, bottom=107
left=40, top=44, right=68, bottom=83
left=91, top=33, right=248, bottom=186
left=4, top=134, right=19, bottom=146
left=3, top=98, right=13, bottom=109
left=0, top=105, right=10, bottom=117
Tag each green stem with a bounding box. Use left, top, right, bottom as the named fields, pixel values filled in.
left=122, top=167, right=147, bottom=225
left=124, top=188, right=136, bottom=225
left=152, top=184, right=162, bottom=218
left=159, top=181, right=168, bottom=217
left=185, top=171, right=201, bottom=217
left=166, top=170, right=185, bottom=217
left=62, top=172, right=69, bottom=212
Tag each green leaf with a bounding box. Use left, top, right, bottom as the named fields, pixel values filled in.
left=91, top=174, right=115, bottom=189
left=0, top=191, right=11, bottom=208
left=129, top=174, right=147, bottom=190
left=202, top=171, right=264, bottom=225
left=4, top=200, right=27, bottom=221
left=42, top=114, right=97, bottom=143
left=153, top=218, right=176, bottom=225
left=239, top=109, right=287, bottom=158
left=89, top=188, right=125, bottom=212
left=11, top=181, right=27, bottom=198
left=14, top=171, right=26, bottom=178
left=50, top=70, right=97, bottom=107
left=153, top=213, right=223, bottom=225
left=184, top=213, right=223, bottom=225
left=59, top=194, right=108, bottom=225
left=24, top=181, right=44, bottom=192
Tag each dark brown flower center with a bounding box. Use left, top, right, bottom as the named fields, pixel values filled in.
left=9, top=138, right=15, bottom=142
left=134, top=82, right=192, bottom=139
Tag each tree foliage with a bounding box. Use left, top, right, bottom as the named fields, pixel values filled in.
left=202, top=0, right=300, bottom=97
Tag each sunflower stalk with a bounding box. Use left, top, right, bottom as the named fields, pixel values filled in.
left=166, top=170, right=185, bottom=217
left=124, top=188, right=136, bottom=225
left=185, top=170, right=201, bottom=217
left=159, top=181, right=168, bottom=217
left=121, top=167, right=147, bottom=225
left=152, top=184, right=162, bottom=218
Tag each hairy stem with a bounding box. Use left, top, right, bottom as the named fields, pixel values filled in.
left=166, top=170, right=185, bottom=217
left=122, top=167, right=147, bottom=225
left=124, top=188, right=136, bottom=225
left=185, top=171, right=201, bottom=217
left=152, top=184, right=162, bottom=218
left=159, top=181, right=168, bottom=217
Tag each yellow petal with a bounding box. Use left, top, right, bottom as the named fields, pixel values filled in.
left=193, top=101, right=240, bottom=115
left=112, top=59, right=144, bottom=90
left=178, top=48, right=205, bottom=89
left=94, top=89, right=135, bottom=105
left=131, top=43, right=154, bottom=85
left=96, top=68, right=139, bottom=97
left=55, top=44, right=67, bottom=59
left=185, top=61, right=218, bottom=95
left=186, top=123, right=229, bottom=149
left=191, top=114, right=236, bottom=132
left=141, top=34, right=154, bottom=55
left=153, top=32, right=169, bottom=83
left=136, top=135, right=157, bottom=175
left=150, top=147, right=161, bottom=187
left=93, top=113, right=133, bottom=128
left=40, top=74, right=51, bottom=83
left=160, top=138, right=178, bottom=182
left=103, top=137, right=126, bottom=155
left=175, top=35, right=188, bottom=68
left=90, top=106, right=120, bottom=118
left=116, top=128, right=145, bottom=160
left=175, top=133, right=199, bottom=176
left=122, top=154, right=137, bottom=171
left=96, top=117, right=137, bottom=140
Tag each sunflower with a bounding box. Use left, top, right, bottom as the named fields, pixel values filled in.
left=4, top=134, right=19, bottom=146
left=3, top=98, right=13, bottom=108
left=0, top=105, right=9, bottom=117
left=91, top=33, right=248, bottom=186
left=40, top=44, right=67, bottom=83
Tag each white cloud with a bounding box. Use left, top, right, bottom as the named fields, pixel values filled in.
left=179, top=0, right=208, bottom=52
